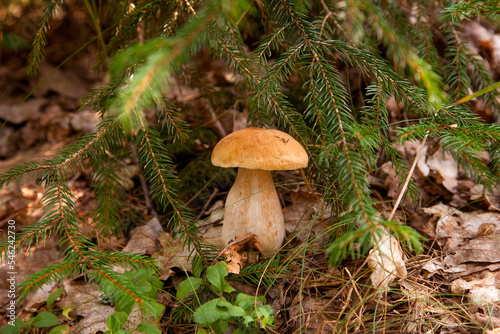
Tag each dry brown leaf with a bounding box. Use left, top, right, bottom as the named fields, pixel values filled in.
left=475, top=313, right=500, bottom=331
left=58, top=279, right=155, bottom=334
left=451, top=272, right=500, bottom=313
left=198, top=200, right=225, bottom=246
left=283, top=190, right=330, bottom=246
left=24, top=282, right=58, bottom=312
left=367, top=227, right=407, bottom=288
left=426, top=149, right=458, bottom=192
left=424, top=236, right=500, bottom=278
left=31, top=62, right=88, bottom=99
left=70, top=109, right=100, bottom=133
left=219, top=233, right=264, bottom=274
left=380, top=161, right=403, bottom=199
left=122, top=218, right=163, bottom=254
left=470, top=184, right=500, bottom=211
left=202, top=200, right=225, bottom=226
left=0, top=98, right=47, bottom=124
left=155, top=232, right=192, bottom=279
left=460, top=211, right=500, bottom=237
left=288, top=295, right=337, bottom=333
left=422, top=203, right=464, bottom=250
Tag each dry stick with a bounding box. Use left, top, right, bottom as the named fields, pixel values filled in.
left=196, top=187, right=218, bottom=220
left=388, top=131, right=430, bottom=221
left=129, top=142, right=159, bottom=220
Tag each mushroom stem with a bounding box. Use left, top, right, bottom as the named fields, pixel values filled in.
left=222, top=168, right=285, bottom=251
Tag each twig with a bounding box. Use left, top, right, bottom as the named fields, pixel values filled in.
left=196, top=187, right=218, bottom=219
left=129, top=142, right=159, bottom=219
left=388, top=131, right=430, bottom=221
left=202, top=98, right=227, bottom=138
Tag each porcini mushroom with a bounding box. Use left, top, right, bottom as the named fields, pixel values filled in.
left=211, top=127, right=308, bottom=251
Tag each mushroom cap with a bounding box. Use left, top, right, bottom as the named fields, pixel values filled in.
left=211, top=128, right=308, bottom=170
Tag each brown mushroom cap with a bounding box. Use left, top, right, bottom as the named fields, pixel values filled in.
left=211, top=128, right=308, bottom=170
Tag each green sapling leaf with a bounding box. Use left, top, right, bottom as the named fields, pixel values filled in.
left=0, top=320, right=23, bottom=334
left=47, top=287, right=63, bottom=310
left=107, top=311, right=128, bottom=332
left=206, top=262, right=235, bottom=294
left=137, top=322, right=161, bottom=334
left=193, top=298, right=232, bottom=325
left=48, top=325, right=69, bottom=334
left=31, top=312, right=59, bottom=328
left=176, top=277, right=203, bottom=299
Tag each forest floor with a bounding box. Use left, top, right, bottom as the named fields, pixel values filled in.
left=0, top=2, right=499, bottom=334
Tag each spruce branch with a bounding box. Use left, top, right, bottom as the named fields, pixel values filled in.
left=28, top=0, right=64, bottom=75
left=134, top=115, right=207, bottom=263
left=19, top=261, right=84, bottom=300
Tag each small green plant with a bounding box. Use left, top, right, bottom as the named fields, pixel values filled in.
left=0, top=312, right=64, bottom=334
left=177, top=262, right=275, bottom=334
left=104, top=311, right=161, bottom=334
left=104, top=268, right=164, bottom=317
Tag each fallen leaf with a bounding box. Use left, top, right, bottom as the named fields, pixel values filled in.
left=475, top=313, right=500, bottom=331
left=122, top=217, right=163, bottom=254
left=70, top=109, right=100, bottom=133
left=283, top=190, right=330, bottom=246
left=155, top=232, right=192, bottom=279
left=367, top=227, right=407, bottom=289
left=426, top=149, right=458, bottom=192
left=24, top=282, right=58, bottom=312
left=451, top=272, right=500, bottom=312
left=57, top=279, right=154, bottom=334
left=0, top=127, right=17, bottom=158
left=448, top=237, right=500, bottom=265
left=421, top=203, right=464, bottom=250
left=31, top=62, right=88, bottom=99
left=288, top=295, right=337, bottom=333
left=424, top=236, right=500, bottom=278
left=219, top=233, right=264, bottom=274
left=0, top=98, right=47, bottom=124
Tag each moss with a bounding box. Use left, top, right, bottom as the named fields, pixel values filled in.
left=178, top=150, right=236, bottom=210
left=164, top=127, right=235, bottom=211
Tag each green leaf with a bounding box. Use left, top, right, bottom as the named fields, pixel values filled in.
left=235, top=293, right=265, bottom=310
left=212, top=319, right=228, bottom=334
left=47, top=287, right=64, bottom=310
left=206, top=262, right=234, bottom=294
left=191, top=255, right=204, bottom=278
left=226, top=305, right=246, bottom=319
left=196, top=329, right=208, bottom=334
left=176, top=277, right=203, bottom=299
left=242, top=315, right=254, bottom=326
left=137, top=322, right=161, bottom=334
left=31, top=312, right=59, bottom=328
left=62, top=308, right=72, bottom=319
left=114, top=296, right=135, bottom=315
left=49, top=326, right=69, bottom=334
left=257, top=305, right=275, bottom=326
left=0, top=320, right=23, bottom=334
left=144, top=301, right=164, bottom=321
left=107, top=312, right=128, bottom=332
left=193, top=298, right=232, bottom=325
left=116, top=330, right=131, bottom=334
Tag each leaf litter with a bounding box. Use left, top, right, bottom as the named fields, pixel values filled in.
left=0, top=8, right=499, bottom=334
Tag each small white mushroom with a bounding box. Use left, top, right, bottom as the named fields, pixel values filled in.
left=211, top=128, right=308, bottom=251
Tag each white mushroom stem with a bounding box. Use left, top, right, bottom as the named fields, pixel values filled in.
left=222, top=168, right=285, bottom=251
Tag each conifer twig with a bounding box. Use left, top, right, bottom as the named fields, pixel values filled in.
left=130, top=142, right=158, bottom=219
left=388, top=131, right=430, bottom=221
